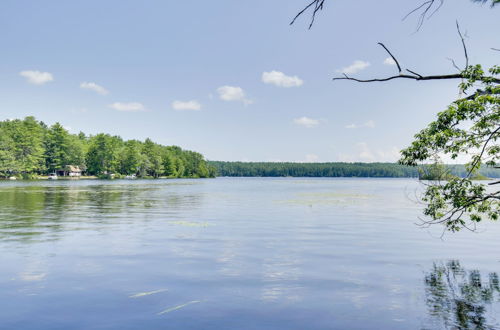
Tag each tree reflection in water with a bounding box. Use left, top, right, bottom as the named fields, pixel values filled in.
left=424, top=260, right=500, bottom=330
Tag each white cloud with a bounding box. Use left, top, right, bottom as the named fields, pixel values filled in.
left=262, top=70, right=303, bottom=88
left=338, top=60, right=370, bottom=75
left=338, top=142, right=400, bottom=162
left=345, top=120, right=375, bottom=129
left=80, top=82, right=109, bottom=95
left=108, top=102, right=146, bottom=112
left=294, top=117, right=320, bottom=128
left=217, top=86, right=252, bottom=105
left=172, top=100, right=201, bottom=111
left=20, top=272, right=46, bottom=282
left=19, top=70, right=53, bottom=85
left=383, top=57, right=396, bottom=66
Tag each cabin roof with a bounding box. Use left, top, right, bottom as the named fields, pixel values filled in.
left=64, top=165, right=82, bottom=172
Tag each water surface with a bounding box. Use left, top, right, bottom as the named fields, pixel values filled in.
left=1, top=178, right=499, bottom=329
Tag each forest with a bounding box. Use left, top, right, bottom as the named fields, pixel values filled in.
left=209, top=161, right=500, bottom=179
left=2, top=117, right=498, bottom=180
left=0, top=117, right=216, bottom=179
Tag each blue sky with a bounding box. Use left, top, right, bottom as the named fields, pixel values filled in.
left=0, top=0, right=498, bottom=162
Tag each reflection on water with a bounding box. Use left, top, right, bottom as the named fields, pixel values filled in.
left=2, top=178, right=500, bottom=329
left=424, top=261, right=500, bottom=330
left=0, top=181, right=203, bottom=242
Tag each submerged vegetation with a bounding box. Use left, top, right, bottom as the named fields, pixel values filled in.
left=0, top=117, right=215, bottom=179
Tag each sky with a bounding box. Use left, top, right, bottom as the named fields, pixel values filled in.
left=0, top=0, right=498, bottom=162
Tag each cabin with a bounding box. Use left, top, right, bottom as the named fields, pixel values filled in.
left=57, top=165, right=83, bottom=177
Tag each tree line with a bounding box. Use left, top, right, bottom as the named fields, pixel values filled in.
left=209, top=161, right=500, bottom=178
left=0, top=117, right=215, bottom=179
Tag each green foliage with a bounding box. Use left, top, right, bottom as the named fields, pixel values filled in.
left=418, top=160, right=456, bottom=181
left=210, top=161, right=499, bottom=178
left=0, top=117, right=215, bottom=179
left=212, top=161, right=420, bottom=177
left=400, top=65, right=499, bottom=231
left=141, top=138, right=164, bottom=178
left=0, top=117, right=46, bottom=175
left=0, top=128, right=16, bottom=176
left=44, top=123, right=85, bottom=172
left=86, top=133, right=123, bottom=175
left=120, top=140, right=144, bottom=175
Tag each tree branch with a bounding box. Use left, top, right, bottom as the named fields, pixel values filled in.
left=447, top=57, right=462, bottom=72
left=464, top=126, right=500, bottom=179
left=333, top=73, right=500, bottom=83
left=378, top=43, right=402, bottom=73
left=402, top=0, right=444, bottom=31
left=456, top=21, right=469, bottom=69
left=290, top=0, right=325, bottom=29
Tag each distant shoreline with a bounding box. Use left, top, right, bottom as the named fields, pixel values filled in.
left=208, top=161, right=500, bottom=179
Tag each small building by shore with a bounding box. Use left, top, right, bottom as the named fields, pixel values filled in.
left=57, top=165, right=83, bottom=177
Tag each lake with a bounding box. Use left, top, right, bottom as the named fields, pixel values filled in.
left=1, top=178, right=499, bottom=329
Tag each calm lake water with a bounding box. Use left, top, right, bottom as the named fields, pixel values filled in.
left=1, top=178, right=499, bottom=329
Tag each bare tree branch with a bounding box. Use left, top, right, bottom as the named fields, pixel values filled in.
left=456, top=21, right=469, bottom=69
left=402, top=0, right=444, bottom=31
left=378, top=43, right=402, bottom=73
left=333, top=36, right=500, bottom=84
left=290, top=0, right=325, bottom=29
left=406, top=69, right=423, bottom=78
left=447, top=57, right=462, bottom=71
left=333, top=73, right=500, bottom=83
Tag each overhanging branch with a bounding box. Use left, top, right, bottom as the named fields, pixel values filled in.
left=378, top=43, right=402, bottom=73
left=333, top=73, right=500, bottom=83
left=402, top=0, right=444, bottom=31
left=455, top=21, right=469, bottom=69
left=290, top=0, right=325, bottom=29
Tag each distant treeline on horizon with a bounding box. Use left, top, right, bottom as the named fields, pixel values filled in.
left=209, top=161, right=500, bottom=178
left=0, top=117, right=215, bottom=179
left=2, top=117, right=498, bottom=180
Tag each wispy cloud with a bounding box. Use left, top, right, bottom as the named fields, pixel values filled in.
left=20, top=70, right=53, bottom=85
left=217, top=86, right=252, bottom=105
left=80, top=82, right=109, bottom=95
left=345, top=120, right=375, bottom=129
left=383, top=57, right=396, bottom=66
left=262, top=70, right=303, bottom=88
left=109, top=102, right=146, bottom=112
left=294, top=116, right=320, bottom=128
left=337, top=60, right=370, bottom=75
left=172, top=100, right=201, bottom=111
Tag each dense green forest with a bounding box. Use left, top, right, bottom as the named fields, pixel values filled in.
left=2, top=117, right=498, bottom=180
left=0, top=117, right=215, bottom=179
left=209, top=161, right=500, bottom=178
